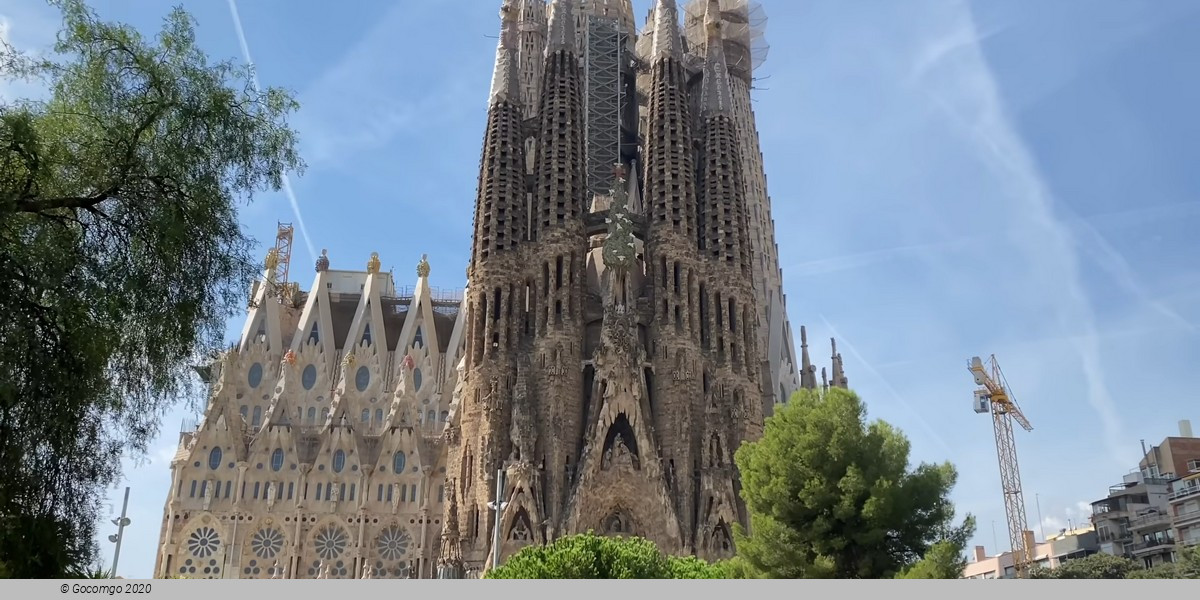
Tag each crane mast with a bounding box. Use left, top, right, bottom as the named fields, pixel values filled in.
left=968, top=355, right=1034, bottom=578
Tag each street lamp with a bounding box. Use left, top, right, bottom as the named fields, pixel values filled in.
left=107, top=487, right=132, bottom=577
left=486, top=468, right=509, bottom=572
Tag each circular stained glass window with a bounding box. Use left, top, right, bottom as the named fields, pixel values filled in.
left=250, top=528, right=284, bottom=559
left=355, top=366, right=370, bottom=392
left=248, top=363, right=264, bottom=389
left=314, top=526, right=348, bottom=560
left=302, top=365, right=317, bottom=390
left=376, top=526, right=412, bottom=561
left=187, top=527, right=220, bottom=558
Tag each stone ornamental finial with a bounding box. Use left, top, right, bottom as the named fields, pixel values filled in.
left=417, top=254, right=431, bottom=278
left=316, top=248, right=329, bottom=272
left=367, top=252, right=381, bottom=274
left=264, top=248, right=279, bottom=272
left=343, top=353, right=356, bottom=368
left=283, top=350, right=297, bottom=366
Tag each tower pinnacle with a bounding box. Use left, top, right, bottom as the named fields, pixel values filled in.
left=547, top=0, right=577, bottom=53
left=699, top=0, right=733, bottom=117
left=651, top=0, right=683, bottom=60
left=489, top=0, right=523, bottom=104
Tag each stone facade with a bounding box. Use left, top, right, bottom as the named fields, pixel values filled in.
left=153, top=254, right=465, bottom=579
left=154, top=0, right=848, bottom=579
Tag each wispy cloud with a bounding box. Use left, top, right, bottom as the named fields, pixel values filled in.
left=818, top=314, right=954, bottom=456
left=226, top=0, right=317, bottom=265
left=908, top=1, right=1128, bottom=467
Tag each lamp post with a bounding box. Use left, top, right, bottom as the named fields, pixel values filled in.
left=486, top=468, right=508, bottom=572
left=107, top=487, right=132, bottom=577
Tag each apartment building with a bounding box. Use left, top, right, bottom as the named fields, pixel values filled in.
left=1170, top=469, right=1200, bottom=549
left=1091, top=471, right=1173, bottom=557
left=962, top=527, right=1099, bottom=579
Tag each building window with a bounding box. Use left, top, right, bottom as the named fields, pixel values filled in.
left=271, top=449, right=284, bottom=472
left=333, top=450, right=346, bottom=473
left=252, top=406, right=262, bottom=429
left=302, top=364, right=318, bottom=390
left=224, top=481, right=231, bottom=499
left=253, top=482, right=260, bottom=500
left=393, top=452, right=406, bottom=474
left=190, top=480, right=197, bottom=498
left=287, top=482, right=294, bottom=500
left=208, top=447, right=222, bottom=470
left=316, top=483, right=323, bottom=501
left=375, top=408, right=383, bottom=424
left=387, top=485, right=394, bottom=502
left=361, top=409, right=370, bottom=423
left=199, top=481, right=207, bottom=498
left=307, top=407, right=316, bottom=425
left=240, top=405, right=248, bottom=420
left=409, top=484, right=417, bottom=502
left=438, top=485, right=444, bottom=503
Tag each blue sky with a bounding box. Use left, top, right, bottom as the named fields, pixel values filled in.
left=2, top=0, right=1198, bottom=578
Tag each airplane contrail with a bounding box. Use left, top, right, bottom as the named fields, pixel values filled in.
left=227, top=0, right=317, bottom=265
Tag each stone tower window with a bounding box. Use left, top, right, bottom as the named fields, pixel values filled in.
left=271, top=449, right=283, bottom=472
left=208, top=447, right=222, bottom=470
left=393, top=451, right=406, bottom=474
left=333, top=450, right=346, bottom=473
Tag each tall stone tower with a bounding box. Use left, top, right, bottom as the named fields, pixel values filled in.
left=442, top=0, right=849, bottom=573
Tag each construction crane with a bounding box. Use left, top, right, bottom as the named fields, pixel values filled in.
left=968, top=355, right=1035, bottom=578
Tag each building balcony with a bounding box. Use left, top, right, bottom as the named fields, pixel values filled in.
left=1131, top=511, right=1172, bottom=531
left=1174, top=508, right=1200, bottom=527
left=1170, top=485, right=1200, bottom=502
left=1130, top=540, right=1176, bottom=557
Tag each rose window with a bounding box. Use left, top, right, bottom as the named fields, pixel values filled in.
left=251, top=527, right=284, bottom=559
left=314, top=525, right=348, bottom=560
left=187, top=527, right=220, bottom=558
left=375, top=526, right=412, bottom=561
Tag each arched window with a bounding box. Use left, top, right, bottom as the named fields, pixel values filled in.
left=208, top=447, right=222, bottom=470
left=320, top=407, right=329, bottom=422
left=374, top=409, right=383, bottom=423
left=333, top=450, right=346, bottom=473
left=439, top=411, right=448, bottom=423
left=361, top=409, right=370, bottom=423
left=426, top=410, right=435, bottom=424
left=239, top=406, right=248, bottom=420
left=413, top=368, right=423, bottom=391
left=307, top=407, right=316, bottom=424
left=393, top=451, right=406, bottom=474
left=413, top=326, right=424, bottom=349
left=271, top=449, right=284, bottom=472
left=252, top=406, right=262, bottom=428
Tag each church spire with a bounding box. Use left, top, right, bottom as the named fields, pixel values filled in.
left=831, top=338, right=848, bottom=389
left=547, top=0, right=577, bottom=53
left=436, top=481, right=465, bottom=579
left=700, top=0, right=733, bottom=118
left=651, top=0, right=683, bottom=60
left=800, top=326, right=816, bottom=390
left=470, top=0, right=528, bottom=266
left=488, top=0, right=522, bottom=105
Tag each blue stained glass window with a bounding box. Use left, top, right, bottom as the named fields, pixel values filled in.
left=271, top=449, right=284, bottom=472
left=393, top=452, right=406, bottom=474
left=355, top=366, right=370, bottom=392
left=333, top=450, right=346, bottom=473
left=413, top=368, right=422, bottom=391
left=208, top=447, right=222, bottom=470
left=248, top=363, right=263, bottom=388
left=302, top=365, right=317, bottom=390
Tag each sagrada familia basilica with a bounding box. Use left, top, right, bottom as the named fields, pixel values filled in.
left=153, top=0, right=848, bottom=579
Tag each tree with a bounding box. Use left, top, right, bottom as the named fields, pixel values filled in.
left=733, top=387, right=972, bottom=578
left=485, top=533, right=730, bottom=579
left=1027, top=553, right=1142, bottom=579
left=0, top=0, right=301, bottom=576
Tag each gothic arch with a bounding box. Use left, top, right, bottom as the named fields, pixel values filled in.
left=601, top=414, right=640, bottom=471
left=173, top=514, right=228, bottom=579
left=303, top=517, right=353, bottom=578
left=600, top=506, right=636, bottom=537
left=239, top=520, right=288, bottom=578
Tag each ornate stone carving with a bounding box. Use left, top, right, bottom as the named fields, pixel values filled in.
left=416, top=254, right=431, bottom=278
left=366, top=252, right=381, bottom=275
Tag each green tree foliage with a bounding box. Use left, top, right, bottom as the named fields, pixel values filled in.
left=485, top=532, right=731, bottom=579
left=1028, top=553, right=1143, bottom=579
left=734, top=387, right=972, bottom=578
left=0, top=0, right=301, bottom=576
left=1032, top=546, right=1200, bottom=579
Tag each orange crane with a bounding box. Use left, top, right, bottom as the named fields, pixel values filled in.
left=968, top=355, right=1035, bottom=578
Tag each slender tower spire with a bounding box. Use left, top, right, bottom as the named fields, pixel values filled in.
left=517, top=0, right=548, bottom=118
left=471, top=0, right=527, bottom=266
left=532, top=0, right=587, bottom=238
left=800, top=325, right=816, bottom=390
